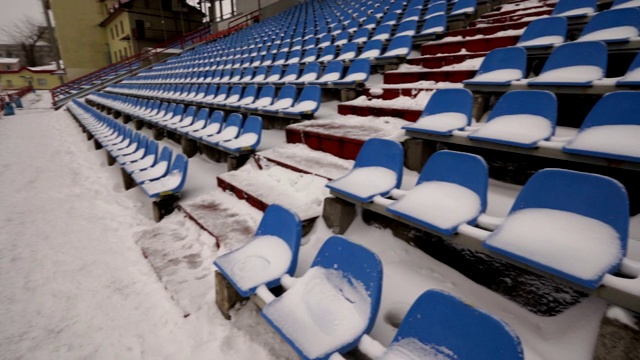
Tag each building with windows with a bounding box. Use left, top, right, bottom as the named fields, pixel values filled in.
left=0, top=66, right=57, bottom=90
left=49, top=0, right=204, bottom=82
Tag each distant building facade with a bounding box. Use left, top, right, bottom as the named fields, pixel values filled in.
left=0, top=43, right=55, bottom=69
left=49, top=0, right=204, bottom=82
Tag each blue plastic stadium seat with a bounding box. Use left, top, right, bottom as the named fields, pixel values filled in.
left=381, top=290, right=523, bottom=360
left=261, top=235, right=383, bottom=360
left=332, top=58, right=371, bottom=84
left=401, top=8, right=422, bottom=23
left=218, top=115, right=263, bottom=152
left=285, top=49, right=303, bottom=65
left=317, top=33, right=334, bottom=48
left=259, top=65, right=284, bottom=84
left=131, top=146, right=173, bottom=183
left=280, top=85, right=322, bottom=115
left=242, top=85, right=276, bottom=111
left=395, top=20, right=418, bottom=37
left=317, top=44, right=337, bottom=62
left=563, top=91, right=640, bottom=162
left=208, top=85, right=230, bottom=105
left=450, top=0, right=477, bottom=16
left=377, top=35, right=413, bottom=60
left=188, top=110, right=224, bottom=139
left=517, top=16, right=567, bottom=48
left=202, top=113, right=244, bottom=146
left=371, top=24, right=393, bottom=41
left=249, top=66, right=268, bottom=84
left=617, top=51, right=640, bottom=86
left=176, top=107, right=210, bottom=135
left=464, top=47, right=527, bottom=85
left=387, top=150, right=488, bottom=235
left=290, top=62, right=321, bottom=84
left=528, top=41, right=607, bottom=86
left=260, top=85, right=298, bottom=113
left=352, top=28, right=370, bottom=43
left=552, top=0, right=597, bottom=17
left=214, top=204, right=301, bottom=297
left=273, top=64, right=301, bottom=84
left=577, top=8, right=640, bottom=43
left=403, top=88, right=473, bottom=135
left=484, top=169, right=629, bottom=289
left=167, top=105, right=197, bottom=130
left=301, top=48, right=318, bottom=63
left=612, top=0, right=640, bottom=9
left=227, top=85, right=258, bottom=109
left=238, top=67, right=255, bottom=83
left=335, top=42, right=359, bottom=62
left=140, top=153, right=189, bottom=198
left=424, top=1, right=447, bottom=20
left=308, top=61, right=344, bottom=84
left=326, top=138, right=403, bottom=202
left=333, top=30, right=351, bottom=46
left=357, top=40, right=383, bottom=59
left=468, top=90, right=557, bottom=147
left=419, top=14, right=447, bottom=36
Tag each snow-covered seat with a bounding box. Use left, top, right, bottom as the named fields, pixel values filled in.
left=195, top=84, right=218, bottom=104
left=449, top=0, right=477, bottom=16
left=357, top=40, right=383, bottom=60
left=290, top=62, right=321, bottom=84
left=326, top=138, right=403, bottom=202
left=140, top=153, right=188, bottom=198
left=424, top=1, right=447, bottom=20
left=187, top=110, right=224, bottom=139
left=166, top=105, right=197, bottom=130
left=468, top=90, right=557, bottom=148
left=317, top=44, right=337, bottom=63
left=176, top=107, right=210, bottom=135
left=217, top=115, right=263, bottom=153
left=131, top=146, right=172, bottom=182
left=563, top=91, right=640, bottom=162
left=528, top=41, right=607, bottom=86
left=387, top=150, right=488, bottom=235
left=260, top=235, right=383, bottom=360
left=273, top=64, right=301, bottom=85
left=214, top=204, right=301, bottom=297
left=418, top=13, right=446, bottom=37
left=371, top=24, right=393, bottom=41
left=393, top=20, right=417, bottom=38
left=255, top=65, right=283, bottom=85
left=201, top=113, right=244, bottom=146
left=576, top=8, right=640, bottom=43
left=242, top=85, right=276, bottom=111
left=259, top=85, right=298, bottom=113
left=483, top=169, right=629, bottom=289
left=373, top=290, right=523, bottom=360
left=552, top=0, right=597, bottom=17
left=463, top=47, right=527, bottom=85
left=226, top=85, right=258, bottom=110
left=279, top=85, right=322, bottom=117
left=516, top=16, right=567, bottom=48
left=376, top=35, right=412, bottom=61
left=617, top=51, right=640, bottom=86
left=308, top=60, right=344, bottom=85
left=331, top=58, right=371, bottom=85
left=120, top=139, right=158, bottom=172
left=402, top=88, right=473, bottom=135
left=115, top=135, right=149, bottom=165
left=335, top=42, right=359, bottom=62
left=612, top=0, right=640, bottom=9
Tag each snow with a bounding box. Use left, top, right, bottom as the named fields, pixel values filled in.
left=189, top=122, right=221, bottom=138
left=578, top=26, right=639, bottom=42
left=420, top=25, right=445, bottom=35
left=387, top=181, right=482, bottom=231
left=612, top=0, right=640, bottom=8
left=438, top=56, right=484, bottom=70
left=287, top=115, right=410, bottom=142
left=486, top=208, right=623, bottom=282
left=261, top=267, right=371, bottom=359
left=257, top=144, right=354, bottom=180
left=564, top=125, right=640, bottom=159
left=517, top=35, right=565, bottom=47
left=202, top=126, right=239, bottom=144
left=261, top=98, right=294, bottom=111
left=383, top=47, right=410, bottom=57
left=316, top=72, right=342, bottom=82
left=131, top=160, right=168, bottom=182
left=380, top=338, right=453, bottom=360
left=470, top=114, right=553, bottom=145
left=533, top=65, right=603, bottom=83
left=404, top=112, right=469, bottom=133
left=450, top=6, right=475, bottom=15
left=283, top=100, right=318, bottom=113
left=620, top=67, right=640, bottom=82
left=606, top=306, right=639, bottom=330
left=468, top=68, right=523, bottom=82
left=219, top=133, right=259, bottom=149
left=340, top=72, right=368, bottom=82
left=215, top=235, right=292, bottom=292
left=328, top=166, right=398, bottom=200
left=343, top=92, right=433, bottom=111
left=140, top=170, right=183, bottom=196
left=555, top=7, right=595, bottom=16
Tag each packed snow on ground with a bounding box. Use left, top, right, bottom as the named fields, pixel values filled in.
left=286, top=114, right=410, bottom=142
left=2, top=91, right=638, bottom=360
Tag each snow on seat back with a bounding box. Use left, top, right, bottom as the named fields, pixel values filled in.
left=333, top=59, right=371, bottom=84
left=563, top=91, right=640, bottom=162
left=402, top=88, right=473, bottom=135
left=261, top=235, right=383, bottom=360
left=419, top=14, right=447, bottom=36
left=468, top=90, right=557, bottom=148
left=483, top=169, right=629, bottom=289
left=516, top=17, right=567, bottom=48
left=131, top=146, right=172, bottom=182
left=552, top=0, right=597, bottom=17
left=379, top=290, right=523, bottom=360
left=140, top=153, right=188, bottom=198
left=387, top=150, right=488, bottom=235
left=528, top=41, right=607, bottom=86
left=214, top=204, right=301, bottom=297
left=202, top=113, right=243, bottom=145
left=612, top=0, right=640, bottom=9
left=463, top=47, right=527, bottom=85
left=576, top=8, right=640, bottom=43
left=326, top=138, right=404, bottom=202
left=617, top=50, right=640, bottom=86
left=218, top=115, right=262, bottom=152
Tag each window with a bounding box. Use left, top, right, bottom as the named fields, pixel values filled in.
left=6, top=79, right=12, bottom=87
left=213, top=0, right=236, bottom=21
left=110, top=28, right=114, bottom=40
left=120, top=20, right=124, bottom=35
left=115, top=24, right=119, bottom=37
left=124, top=47, right=128, bottom=57
left=37, top=78, right=47, bottom=86
left=113, top=51, right=118, bottom=61
left=119, top=49, right=123, bottom=59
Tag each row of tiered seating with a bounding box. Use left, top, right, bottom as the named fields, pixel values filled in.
left=67, top=100, right=188, bottom=220
left=214, top=204, right=524, bottom=359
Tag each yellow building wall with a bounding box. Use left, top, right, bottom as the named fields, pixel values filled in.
left=106, top=13, right=134, bottom=63
left=0, top=70, right=56, bottom=90
left=50, top=0, right=110, bottom=81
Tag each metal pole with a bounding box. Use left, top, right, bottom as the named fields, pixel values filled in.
left=40, top=0, right=65, bottom=85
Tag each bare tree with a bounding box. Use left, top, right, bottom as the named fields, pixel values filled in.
left=1, top=16, right=48, bottom=67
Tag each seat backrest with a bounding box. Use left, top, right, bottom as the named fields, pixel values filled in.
left=301, top=48, right=318, bottom=62
left=510, top=169, right=629, bottom=252
left=420, top=13, right=447, bottom=35
left=450, top=0, right=477, bottom=15
left=578, top=91, right=640, bottom=129
left=383, top=35, right=413, bottom=57
left=395, top=20, right=417, bottom=37
left=401, top=8, right=422, bottom=22
left=167, top=153, right=189, bottom=193
left=539, top=41, right=607, bottom=73
left=241, top=67, right=254, bottom=81
left=417, top=150, right=488, bottom=211
left=421, top=88, right=473, bottom=120
left=321, top=60, right=344, bottom=80
left=143, top=139, right=159, bottom=159
left=293, top=85, right=322, bottom=113
left=337, top=42, right=359, bottom=59
left=275, top=84, right=297, bottom=103
left=390, top=290, right=523, bottom=360
left=362, top=15, right=379, bottom=28
left=552, top=0, right=597, bottom=16
left=310, top=235, right=383, bottom=347
left=578, top=8, right=640, bottom=41
left=371, top=24, right=393, bottom=40
left=231, top=68, right=243, bottom=81
left=240, top=84, right=258, bottom=101
left=223, top=112, right=244, bottom=131
left=299, top=62, right=320, bottom=79
left=255, top=204, right=302, bottom=276
left=353, top=138, right=404, bottom=189
left=182, top=106, right=197, bottom=122
left=256, top=85, right=276, bottom=102
left=612, top=0, right=640, bottom=9
left=476, top=46, right=527, bottom=75
left=303, top=36, right=316, bottom=49
left=343, top=58, right=371, bottom=82
left=318, top=33, right=333, bottom=47
left=266, top=65, right=283, bottom=80
left=287, top=49, right=302, bottom=63
left=208, top=110, right=225, bottom=129
left=281, top=63, right=301, bottom=81
left=334, top=30, right=351, bottom=45
left=425, top=1, right=447, bottom=19
left=156, top=146, right=173, bottom=168
left=274, top=50, right=289, bottom=63
left=517, top=16, right=567, bottom=47
left=359, top=39, right=383, bottom=58
left=171, top=103, right=184, bottom=119
left=215, top=85, right=229, bottom=100
left=487, top=90, right=557, bottom=125
left=381, top=11, right=399, bottom=25
left=194, top=107, right=209, bottom=125
left=352, top=28, right=370, bottom=43
left=204, top=84, right=218, bottom=99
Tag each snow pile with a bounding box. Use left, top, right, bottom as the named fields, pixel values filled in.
left=555, top=7, right=595, bottom=16
left=220, top=133, right=259, bottom=149
left=406, top=112, right=469, bottom=133
left=620, top=67, right=640, bottom=82
left=468, top=68, right=523, bottom=82
left=287, top=115, right=410, bottom=142
left=517, top=35, right=565, bottom=47
left=262, top=267, right=371, bottom=359
left=380, top=338, right=453, bottom=360
left=218, top=161, right=330, bottom=220
left=564, top=125, right=640, bottom=159
left=257, top=144, right=354, bottom=180
left=328, top=166, right=398, bottom=200
left=343, top=91, right=433, bottom=111
left=486, top=208, right=623, bottom=282
left=283, top=100, right=318, bottom=113
left=387, top=181, right=482, bottom=231
left=215, top=235, right=292, bottom=292
left=439, top=57, right=485, bottom=71
left=613, top=0, right=640, bottom=8
left=470, top=114, right=553, bottom=145
left=577, top=26, right=639, bottom=42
